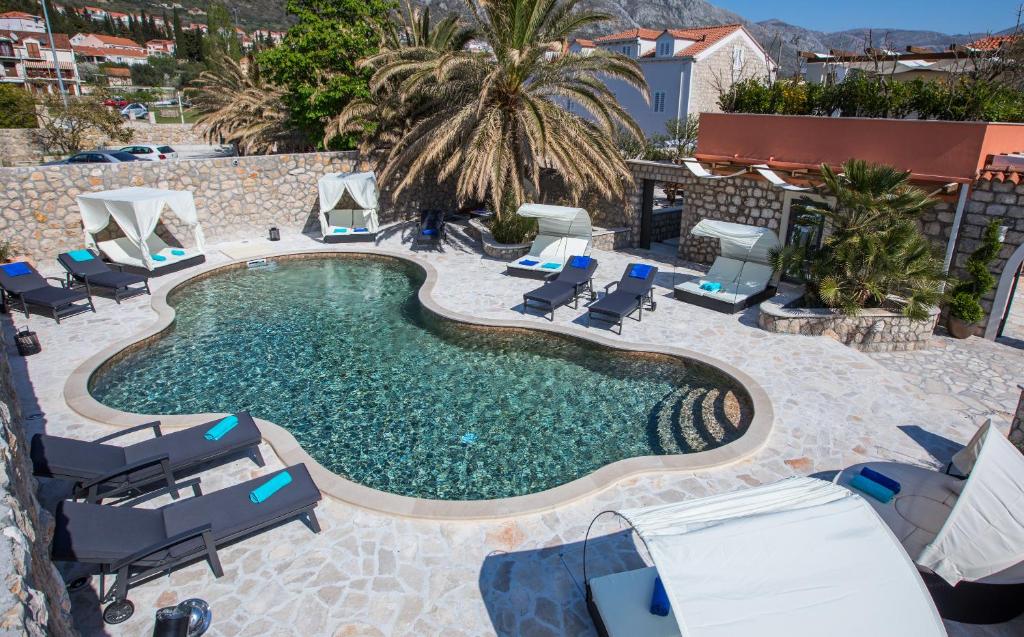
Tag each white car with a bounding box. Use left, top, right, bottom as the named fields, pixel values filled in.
left=120, top=103, right=148, bottom=119
left=120, top=144, right=178, bottom=160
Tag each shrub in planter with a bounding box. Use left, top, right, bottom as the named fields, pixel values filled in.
left=489, top=212, right=537, bottom=245
left=948, top=219, right=1002, bottom=336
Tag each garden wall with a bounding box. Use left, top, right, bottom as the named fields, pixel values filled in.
left=0, top=151, right=459, bottom=262
left=0, top=122, right=207, bottom=166
left=0, top=328, right=77, bottom=636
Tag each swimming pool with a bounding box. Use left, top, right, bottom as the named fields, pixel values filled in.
left=90, top=255, right=753, bottom=500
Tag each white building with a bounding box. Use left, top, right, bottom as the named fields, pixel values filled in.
left=0, top=11, right=44, bottom=33
left=146, top=39, right=176, bottom=56
left=0, top=29, right=82, bottom=95
left=71, top=33, right=149, bottom=66
left=569, top=25, right=775, bottom=138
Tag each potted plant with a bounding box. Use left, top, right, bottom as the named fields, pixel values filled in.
left=948, top=219, right=1003, bottom=339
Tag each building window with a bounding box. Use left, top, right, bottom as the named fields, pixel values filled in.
left=732, top=45, right=745, bottom=71
left=25, top=42, right=41, bottom=58
left=653, top=91, right=666, bottom=113
left=657, top=42, right=672, bottom=56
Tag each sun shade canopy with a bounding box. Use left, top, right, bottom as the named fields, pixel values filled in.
left=616, top=477, right=946, bottom=637
left=919, top=420, right=1024, bottom=585
left=690, top=219, right=781, bottom=264
left=77, top=187, right=205, bottom=270
left=516, top=203, right=592, bottom=240
left=317, top=171, right=380, bottom=235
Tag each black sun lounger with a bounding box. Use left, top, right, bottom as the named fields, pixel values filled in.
left=58, top=249, right=151, bottom=304
left=522, top=255, right=598, bottom=320
left=414, top=209, right=447, bottom=248
left=31, top=412, right=265, bottom=503
left=587, top=263, right=658, bottom=334
left=0, top=261, right=94, bottom=323
left=52, top=463, right=322, bottom=624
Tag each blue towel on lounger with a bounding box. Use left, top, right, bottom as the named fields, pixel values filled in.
left=850, top=474, right=895, bottom=503
left=171, top=249, right=186, bottom=256
left=421, top=228, right=437, bottom=236
left=250, top=471, right=292, bottom=503
left=333, top=227, right=349, bottom=234
left=541, top=262, right=559, bottom=270
left=700, top=281, right=722, bottom=292
left=519, top=259, right=539, bottom=267
left=629, top=264, right=653, bottom=280
left=151, top=254, right=167, bottom=262
left=860, top=467, right=901, bottom=494
left=569, top=256, right=591, bottom=269
left=204, top=415, right=239, bottom=441
left=69, top=249, right=94, bottom=262
left=1, top=262, right=30, bottom=277
left=354, top=227, right=368, bottom=233
left=650, top=576, right=670, bottom=616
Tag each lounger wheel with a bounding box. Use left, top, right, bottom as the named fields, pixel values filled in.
left=651, top=301, right=657, bottom=310
left=103, top=599, right=134, bottom=624
left=67, top=576, right=91, bottom=591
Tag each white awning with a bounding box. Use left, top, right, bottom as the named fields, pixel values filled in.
left=919, top=420, right=1024, bottom=585
left=317, top=171, right=380, bottom=235
left=617, top=477, right=946, bottom=637
left=680, top=158, right=748, bottom=180
left=691, top=219, right=781, bottom=263
left=516, top=203, right=592, bottom=240
left=77, top=187, right=205, bottom=270
left=752, top=165, right=812, bottom=191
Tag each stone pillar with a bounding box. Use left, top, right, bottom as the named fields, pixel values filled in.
left=1011, top=385, right=1024, bottom=453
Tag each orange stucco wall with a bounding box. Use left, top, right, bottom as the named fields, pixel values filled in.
left=695, top=113, right=1024, bottom=182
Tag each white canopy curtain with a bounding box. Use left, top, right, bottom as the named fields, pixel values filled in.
left=516, top=203, right=592, bottom=240
left=918, top=420, right=1024, bottom=585
left=680, top=158, right=748, bottom=180
left=615, top=477, right=946, bottom=637
left=77, top=187, right=205, bottom=270
left=690, top=218, right=781, bottom=264
left=752, top=164, right=812, bottom=192
left=317, top=171, right=380, bottom=235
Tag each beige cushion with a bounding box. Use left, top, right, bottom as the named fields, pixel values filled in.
left=589, top=567, right=681, bottom=637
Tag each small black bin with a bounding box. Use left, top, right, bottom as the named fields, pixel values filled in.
left=14, top=328, right=40, bottom=356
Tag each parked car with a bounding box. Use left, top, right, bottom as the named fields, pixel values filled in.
left=103, top=96, right=129, bottom=108
left=120, top=103, right=148, bottom=119
left=44, top=151, right=148, bottom=166
left=120, top=144, right=178, bottom=160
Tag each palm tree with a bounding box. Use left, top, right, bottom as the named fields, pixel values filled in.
left=191, top=56, right=306, bottom=155
left=324, top=1, right=476, bottom=154
left=346, top=0, right=647, bottom=228
left=771, top=159, right=947, bottom=320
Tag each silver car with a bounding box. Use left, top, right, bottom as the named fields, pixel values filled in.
left=120, top=103, right=148, bottom=119
left=44, top=151, right=148, bottom=165
left=120, top=144, right=178, bottom=160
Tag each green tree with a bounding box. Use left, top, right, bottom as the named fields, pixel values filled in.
left=258, top=0, right=393, bottom=149
left=770, top=160, right=947, bottom=320
left=949, top=219, right=1003, bottom=324
left=0, top=85, right=37, bottom=128
left=172, top=9, right=185, bottom=58
left=33, top=95, right=132, bottom=155
left=204, top=2, right=242, bottom=60
left=352, top=0, right=646, bottom=236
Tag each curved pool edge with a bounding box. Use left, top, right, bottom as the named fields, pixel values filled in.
left=63, top=245, right=775, bottom=521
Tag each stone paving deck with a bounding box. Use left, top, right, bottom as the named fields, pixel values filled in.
left=11, top=221, right=1023, bottom=636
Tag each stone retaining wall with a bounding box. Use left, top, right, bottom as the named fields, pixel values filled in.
left=0, top=123, right=207, bottom=167
left=650, top=208, right=682, bottom=243
left=0, top=152, right=458, bottom=262
left=0, top=328, right=77, bottom=636
left=758, top=294, right=939, bottom=352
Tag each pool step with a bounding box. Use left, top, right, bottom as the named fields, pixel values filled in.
left=652, top=386, right=744, bottom=455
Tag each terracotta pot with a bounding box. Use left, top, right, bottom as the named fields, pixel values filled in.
left=947, top=316, right=976, bottom=339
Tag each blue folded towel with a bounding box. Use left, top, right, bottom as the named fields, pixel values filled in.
left=354, top=227, right=368, bottom=233
left=333, top=227, right=349, bottom=234
left=699, top=281, right=722, bottom=292
left=629, top=264, right=653, bottom=280
left=421, top=228, right=437, bottom=236
left=650, top=576, right=671, bottom=617
left=250, top=471, right=292, bottom=504
left=1, top=262, right=30, bottom=277
left=171, top=249, right=186, bottom=256
left=519, top=259, right=539, bottom=267
left=541, top=262, right=560, bottom=270
left=860, top=467, right=901, bottom=494
left=204, top=415, right=239, bottom=441
left=850, top=474, right=895, bottom=503
left=569, top=255, right=591, bottom=269
left=68, top=249, right=94, bottom=262
left=151, top=254, right=167, bottom=262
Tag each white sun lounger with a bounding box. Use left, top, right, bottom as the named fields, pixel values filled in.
left=506, top=204, right=593, bottom=278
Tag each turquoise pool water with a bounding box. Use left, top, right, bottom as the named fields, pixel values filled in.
left=90, top=256, right=749, bottom=500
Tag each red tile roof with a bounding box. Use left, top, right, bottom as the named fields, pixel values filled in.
left=571, top=38, right=594, bottom=48
left=104, top=66, right=130, bottom=77
left=0, top=29, right=71, bottom=50
left=89, top=34, right=143, bottom=48
left=73, top=43, right=147, bottom=58
left=595, top=28, right=663, bottom=43
left=667, top=24, right=743, bottom=57
left=0, top=11, right=40, bottom=19
left=979, top=169, right=1022, bottom=184
left=967, top=34, right=1022, bottom=51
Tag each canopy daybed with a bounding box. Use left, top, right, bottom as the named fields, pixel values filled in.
left=77, top=188, right=206, bottom=278
left=583, top=477, right=946, bottom=637
left=837, top=420, right=1024, bottom=623
left=674, top=219, right=780, bottom=313
left=506, top=204, right=592, bottom=278
left=317, top=171, right=380, bottom=243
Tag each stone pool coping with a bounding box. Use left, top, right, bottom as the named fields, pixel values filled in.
left=63, top=246, right=774, bottom=520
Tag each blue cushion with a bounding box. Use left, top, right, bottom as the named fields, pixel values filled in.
left=569, top=256, right=591, bottom=269
left=860, top=467, right=901, bottom=494
left=540, top=262, right=560, bottom=270
left=170, top=249, right=186, bottom=256
left=699, top=281, right=722, bottom=292
left=68, top=249, right=95, bottom=262
left=421, top=228, right=437, bottom=236
left=333, top=227, right=349, bottom=234
left=850, top=474, right=895, bottom=503
left=629, top=264, right=653, bottom=280
left=650, top=576, right=670, bottom=617
left=354, top=227, right=368, bottom=233
left=151, top=254, right=167, bottom=262
left=1, top=262, right=30, bottom=277
left=519, top=259, right=539, bottom=267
